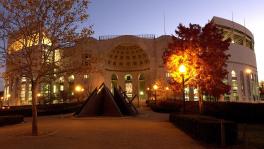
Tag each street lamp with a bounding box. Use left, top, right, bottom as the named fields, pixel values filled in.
left=75, top=85, right=84, bottom=102
left=153, top=84, right=158, bottom=102
left=179, top=64, right=186, bottom=113
left=165, top=87, right=169, bottom=100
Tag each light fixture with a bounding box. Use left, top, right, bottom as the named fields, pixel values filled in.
left=153, top=84, right=158, bottom=90
left=179, top=64, right=186, bottom=74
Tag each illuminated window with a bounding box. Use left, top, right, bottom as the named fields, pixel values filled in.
left=166, top=73, right=170, bottom=78
left=125, top=74, right=133, bottom=97
left=231, top=70, right=238, bottom=100
left=21, top=77, right=27, bottom=82
left=231, top=70, right=236, bottom=77
left=20, top=84, right=26, bottom=101
left=28, top=84, right=32, bottom=101
left=55, top=50, right=61, bottom=62
left=125, top=82, right=133, bottom=98
left=68, top=75, right=74, bottom=82
left=60, top=85, right=64, bottom=91
left=84, top=74, right=89, bottom=79
left=53, top=85, right=57, bottom=93
left=59, top=77, right=64, bottom=83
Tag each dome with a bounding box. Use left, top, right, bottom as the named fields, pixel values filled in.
left=106, top=44, right=150, bottom=71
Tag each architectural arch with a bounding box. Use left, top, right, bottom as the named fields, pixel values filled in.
left=124, top=74, right=133, bottom=98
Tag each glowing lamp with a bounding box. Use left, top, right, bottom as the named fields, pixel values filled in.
left=179, top=64, right=186, bottom=74
left=245, top=69, right=252, bottom=74
left=75, top=85, right=83, bottom=92
left=37, top=93, right=42, bottom=97
left=153, top=84, right=158, bottom=90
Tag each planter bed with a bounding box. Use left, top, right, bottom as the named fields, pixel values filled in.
left=170, top=113, right=238, bottom=145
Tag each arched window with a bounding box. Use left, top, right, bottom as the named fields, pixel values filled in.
left=231, top=70, right=236, bottom=77
left=231, top=70, right=238, bottom=100
left=124, top=74, right=133, bottom=98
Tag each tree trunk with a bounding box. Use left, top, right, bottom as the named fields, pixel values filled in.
left=198, top=88, right=203, bottom=114
left=31, top=80, right=38, bottom=136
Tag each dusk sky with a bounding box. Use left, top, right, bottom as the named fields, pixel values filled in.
left=86, top=0, right=264, bottom=80
left=0, top=0, right=263, bottom=90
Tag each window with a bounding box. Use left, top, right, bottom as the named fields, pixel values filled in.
left=231, top=70, right=236, bottom=78
left=28, top=84, right=32, bottom=101
left=60, top=85, right=64, bottom=91
left=231, top=70, right=238, bottom=100
left=20, top=84, right=26, bottom=101
left=59, top=77, right=64, bottom=83
left=166, top=73, right=170, bottom=78
left=68, top=75, right=74, bottom=82
left=84, top=74, right=89, bottom=79
left=21, top=77, right=27, bottom=82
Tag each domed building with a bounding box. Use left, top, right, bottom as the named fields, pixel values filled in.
left=2, top=16, right=260, bottom=105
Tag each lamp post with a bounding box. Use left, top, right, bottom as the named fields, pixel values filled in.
left=153, top=84, right=158, bottom=103
left=75, top=85, right=84, bottom=102
left=165, top=87, right=169, bottom=100
left=179, top=64, right=186, bottom=113
left=37, top=93, right=42, bottom=104
left=139, top=91, right=144, bottom=107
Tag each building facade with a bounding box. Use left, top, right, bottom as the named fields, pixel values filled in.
left=2, top=16, right=259, bottom=106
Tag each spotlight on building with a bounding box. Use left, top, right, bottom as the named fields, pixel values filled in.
left=37, top=93, right=42, bottom=97
left=246, top=69, right=252, bottom=74
left=75, top=85, right=84, bottom=92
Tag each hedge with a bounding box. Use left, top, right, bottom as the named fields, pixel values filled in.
left=0, top=102, right=83, bottom=116
left=203, top=102, right=264, bottom=123
left=0, top=115, right=24, bottom=126
left=169, top=113, right=238, bottom=145
left=149, top=100, right=264, bottom=123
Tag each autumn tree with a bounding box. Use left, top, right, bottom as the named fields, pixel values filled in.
left=0, top=0, right=93, bottom=136
left=163, top=22, right=230, bottom=112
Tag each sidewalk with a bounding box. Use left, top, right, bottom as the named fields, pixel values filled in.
left=0, top=107, right=204, bottom=149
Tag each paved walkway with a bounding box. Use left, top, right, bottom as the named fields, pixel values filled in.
left=0, top=107, right=204, bottom=149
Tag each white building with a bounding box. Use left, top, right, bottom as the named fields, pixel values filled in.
left=3, top=16, right=259, bottom=106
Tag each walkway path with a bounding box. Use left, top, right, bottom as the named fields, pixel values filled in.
left=0, top=106, right=204, bottom=149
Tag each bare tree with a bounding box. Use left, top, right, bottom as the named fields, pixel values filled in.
left=0, top=0, right=93, bottom=136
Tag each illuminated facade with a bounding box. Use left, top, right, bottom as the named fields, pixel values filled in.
left=3, top=16, right=259, bottom=106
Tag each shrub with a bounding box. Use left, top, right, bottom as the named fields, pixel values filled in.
left=170, top=113, right=238, bottom=145
left=148, top=100, right=181, bottom=113
left=150, top=100, right=264, bottom=123
left=149, top=100, right=198, bottom=113
left=0, top=102, right=83, bottom=116
left=0, top=115, right=24, bottom=126
left=203, top=102, right=264, bottom=123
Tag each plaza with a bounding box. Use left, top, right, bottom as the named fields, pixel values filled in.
left=0, top=107, right=204, bottom=149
